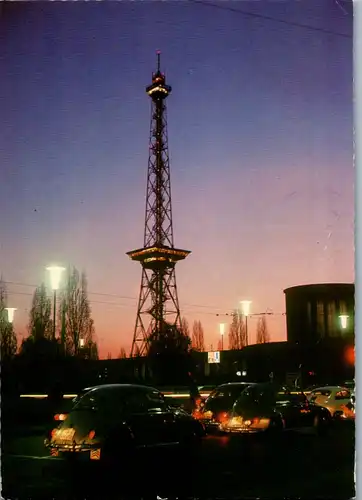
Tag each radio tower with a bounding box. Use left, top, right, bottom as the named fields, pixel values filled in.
left=127, top=52, right=190, bottom=357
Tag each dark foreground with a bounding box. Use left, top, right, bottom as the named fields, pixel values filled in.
left=1, top=423, right=355, bottom=499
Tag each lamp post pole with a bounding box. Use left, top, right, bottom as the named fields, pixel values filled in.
left=53, top=289, right=56, bottom=340
left=219, top=323, right=225, bottom=350
left=46, top=266, right=65, bottom=341
left=240, top=300, right=252, bottom=347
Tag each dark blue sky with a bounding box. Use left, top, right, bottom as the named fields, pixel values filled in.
left=1, top=1, right=353, bottom=356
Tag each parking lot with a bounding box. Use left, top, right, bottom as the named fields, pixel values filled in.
left=1, top=421, right=355, bottom=499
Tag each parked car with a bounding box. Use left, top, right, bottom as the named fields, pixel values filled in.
left=219, top=383, right=332, bottom=436
left=307, top=386, right=352, bottom=417
left=45, top=384, right=205, bottom=465
left=192, top=382, right=256, bottom=433
left=336, top=390, right=355, bottom=421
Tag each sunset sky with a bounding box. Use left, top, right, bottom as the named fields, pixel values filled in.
left=1, top=1, right=354, bottom=358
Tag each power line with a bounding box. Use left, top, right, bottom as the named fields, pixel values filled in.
left=3, top=281, right=286, bottom=318
left=189, top=0, right=352, bottom=38
left=6, top=289, right=286, bottom=319
left=3, top=280, right=226, bottom=312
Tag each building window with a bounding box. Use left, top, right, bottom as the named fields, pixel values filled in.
left=339, top=301, right=347, bottom=315
left=316, top=301, right=325, bottom=338
left=307, top=302, right=312, bottom=327
left=327, top=301, right=337, bottom=337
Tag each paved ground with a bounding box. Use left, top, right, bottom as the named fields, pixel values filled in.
left=1, top=422, right=355, bottom=499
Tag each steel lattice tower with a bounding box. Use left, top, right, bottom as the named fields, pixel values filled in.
left=127, top=52, right=190, bottom=357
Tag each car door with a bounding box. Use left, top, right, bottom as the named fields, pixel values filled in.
left=296, top=394, right=315, bottom=427
left=334, top=389, right=352, bottom=413
left=143, top=389, right=178, bottom=445
left=124, top=389, right=176, bottom=447
left=275, top=392, right=305, bottom=429
left=310, top=389, right=331, bottom=410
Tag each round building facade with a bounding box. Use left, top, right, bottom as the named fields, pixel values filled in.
left=284, top=283, right=354, bottom=345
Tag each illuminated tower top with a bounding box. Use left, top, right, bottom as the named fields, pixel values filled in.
left=146, top=51, right=172, bottom=99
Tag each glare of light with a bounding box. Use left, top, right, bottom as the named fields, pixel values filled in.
left=79, top=338, right=85, bottom=347
left=242, top=370, right=247, bottom=377
left=46, top=266, right=66, bottom=291
left=339, top=315, right=349, bottom=329
left=240, top=300, right=252, bottom=316
left=219, top=323, right=225, bottom=336
left=236, top=371, right=242, bottom=376
left=5, top=307, right=17, bottom=323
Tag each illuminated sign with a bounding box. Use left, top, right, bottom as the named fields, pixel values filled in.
left=208, top=351, right=220, bottom=364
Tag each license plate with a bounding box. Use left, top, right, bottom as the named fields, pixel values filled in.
left=56, top=428, right=75, bottom=442
left=90, top=448, right=101, bottom=460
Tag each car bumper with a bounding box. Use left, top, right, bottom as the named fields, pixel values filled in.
left=221, top=426, right=267, bottom=434
left=199, top=420, right=223, bottom=434
left=45, top=439, right=102, bottom=460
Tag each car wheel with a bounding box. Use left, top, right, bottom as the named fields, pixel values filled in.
left=101, top=431, right=136, bottom=470
left=181, top=432, right=202, bottom=458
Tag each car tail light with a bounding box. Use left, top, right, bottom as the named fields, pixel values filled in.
left=218, top=412, right=229, bottom=424
left=88, top=430, right=96, bottom=440
left=54, top=413, right=68, bottom=421
left=50, top=428, right=58, bottom=438
left=192, top=409, right=201, bottom=419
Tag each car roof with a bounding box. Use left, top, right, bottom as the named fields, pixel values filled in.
left=83, top=384, right=160, bottom=393
left=311, top=386, right=349, bottom=392
left=217, top=382, right=256, bottom=388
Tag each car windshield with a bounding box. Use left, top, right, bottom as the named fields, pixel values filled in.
left=233, top=385, right=307, bottom=413
left=276, top=391, right=307, bottom=405
left=204, top=385, right=251, bottom=411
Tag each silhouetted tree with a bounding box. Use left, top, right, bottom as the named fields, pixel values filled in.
left=28, top=283, right=53, bottom=340
left=59, top=267, right=98, bottom=359
left=107, top=352, right=112, bottom=360
left=181, top=317, right=190, bottom=338
left=256, top=315, right=270, bottom=344
left=228, top=310, right=246, bottom=349
left=192, top=320, right=205, bottom=351
left=118, top=347, right=127, bottom=359
left=81, top=340, right=98, bottom=360
left=148, top=322, right=192, bottom=385
left=0, top=280, right=17, bottom=360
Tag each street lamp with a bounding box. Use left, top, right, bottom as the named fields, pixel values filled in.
left=5, top=307, right=17, bottom=324
left=339, top=314, right=349, bottom=330
left=79, top=338, right=85, bottom=348
left=240, top=300, right=252, bottom=346
left=46, top=266, right=65, bottom=341
left=219, top=323, right=225, bottom=351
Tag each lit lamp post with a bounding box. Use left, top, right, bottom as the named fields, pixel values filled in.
left=339, top=314, right=349, bottom=330
left=5, top=307, right=17, bottom=324
left=240, top=300, right=252, bottom=346
left=79, top=338, right=85, bottom=348
left=46, top=266, right=65, bottom=341
left=219, top=323, right=225, bottom=351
